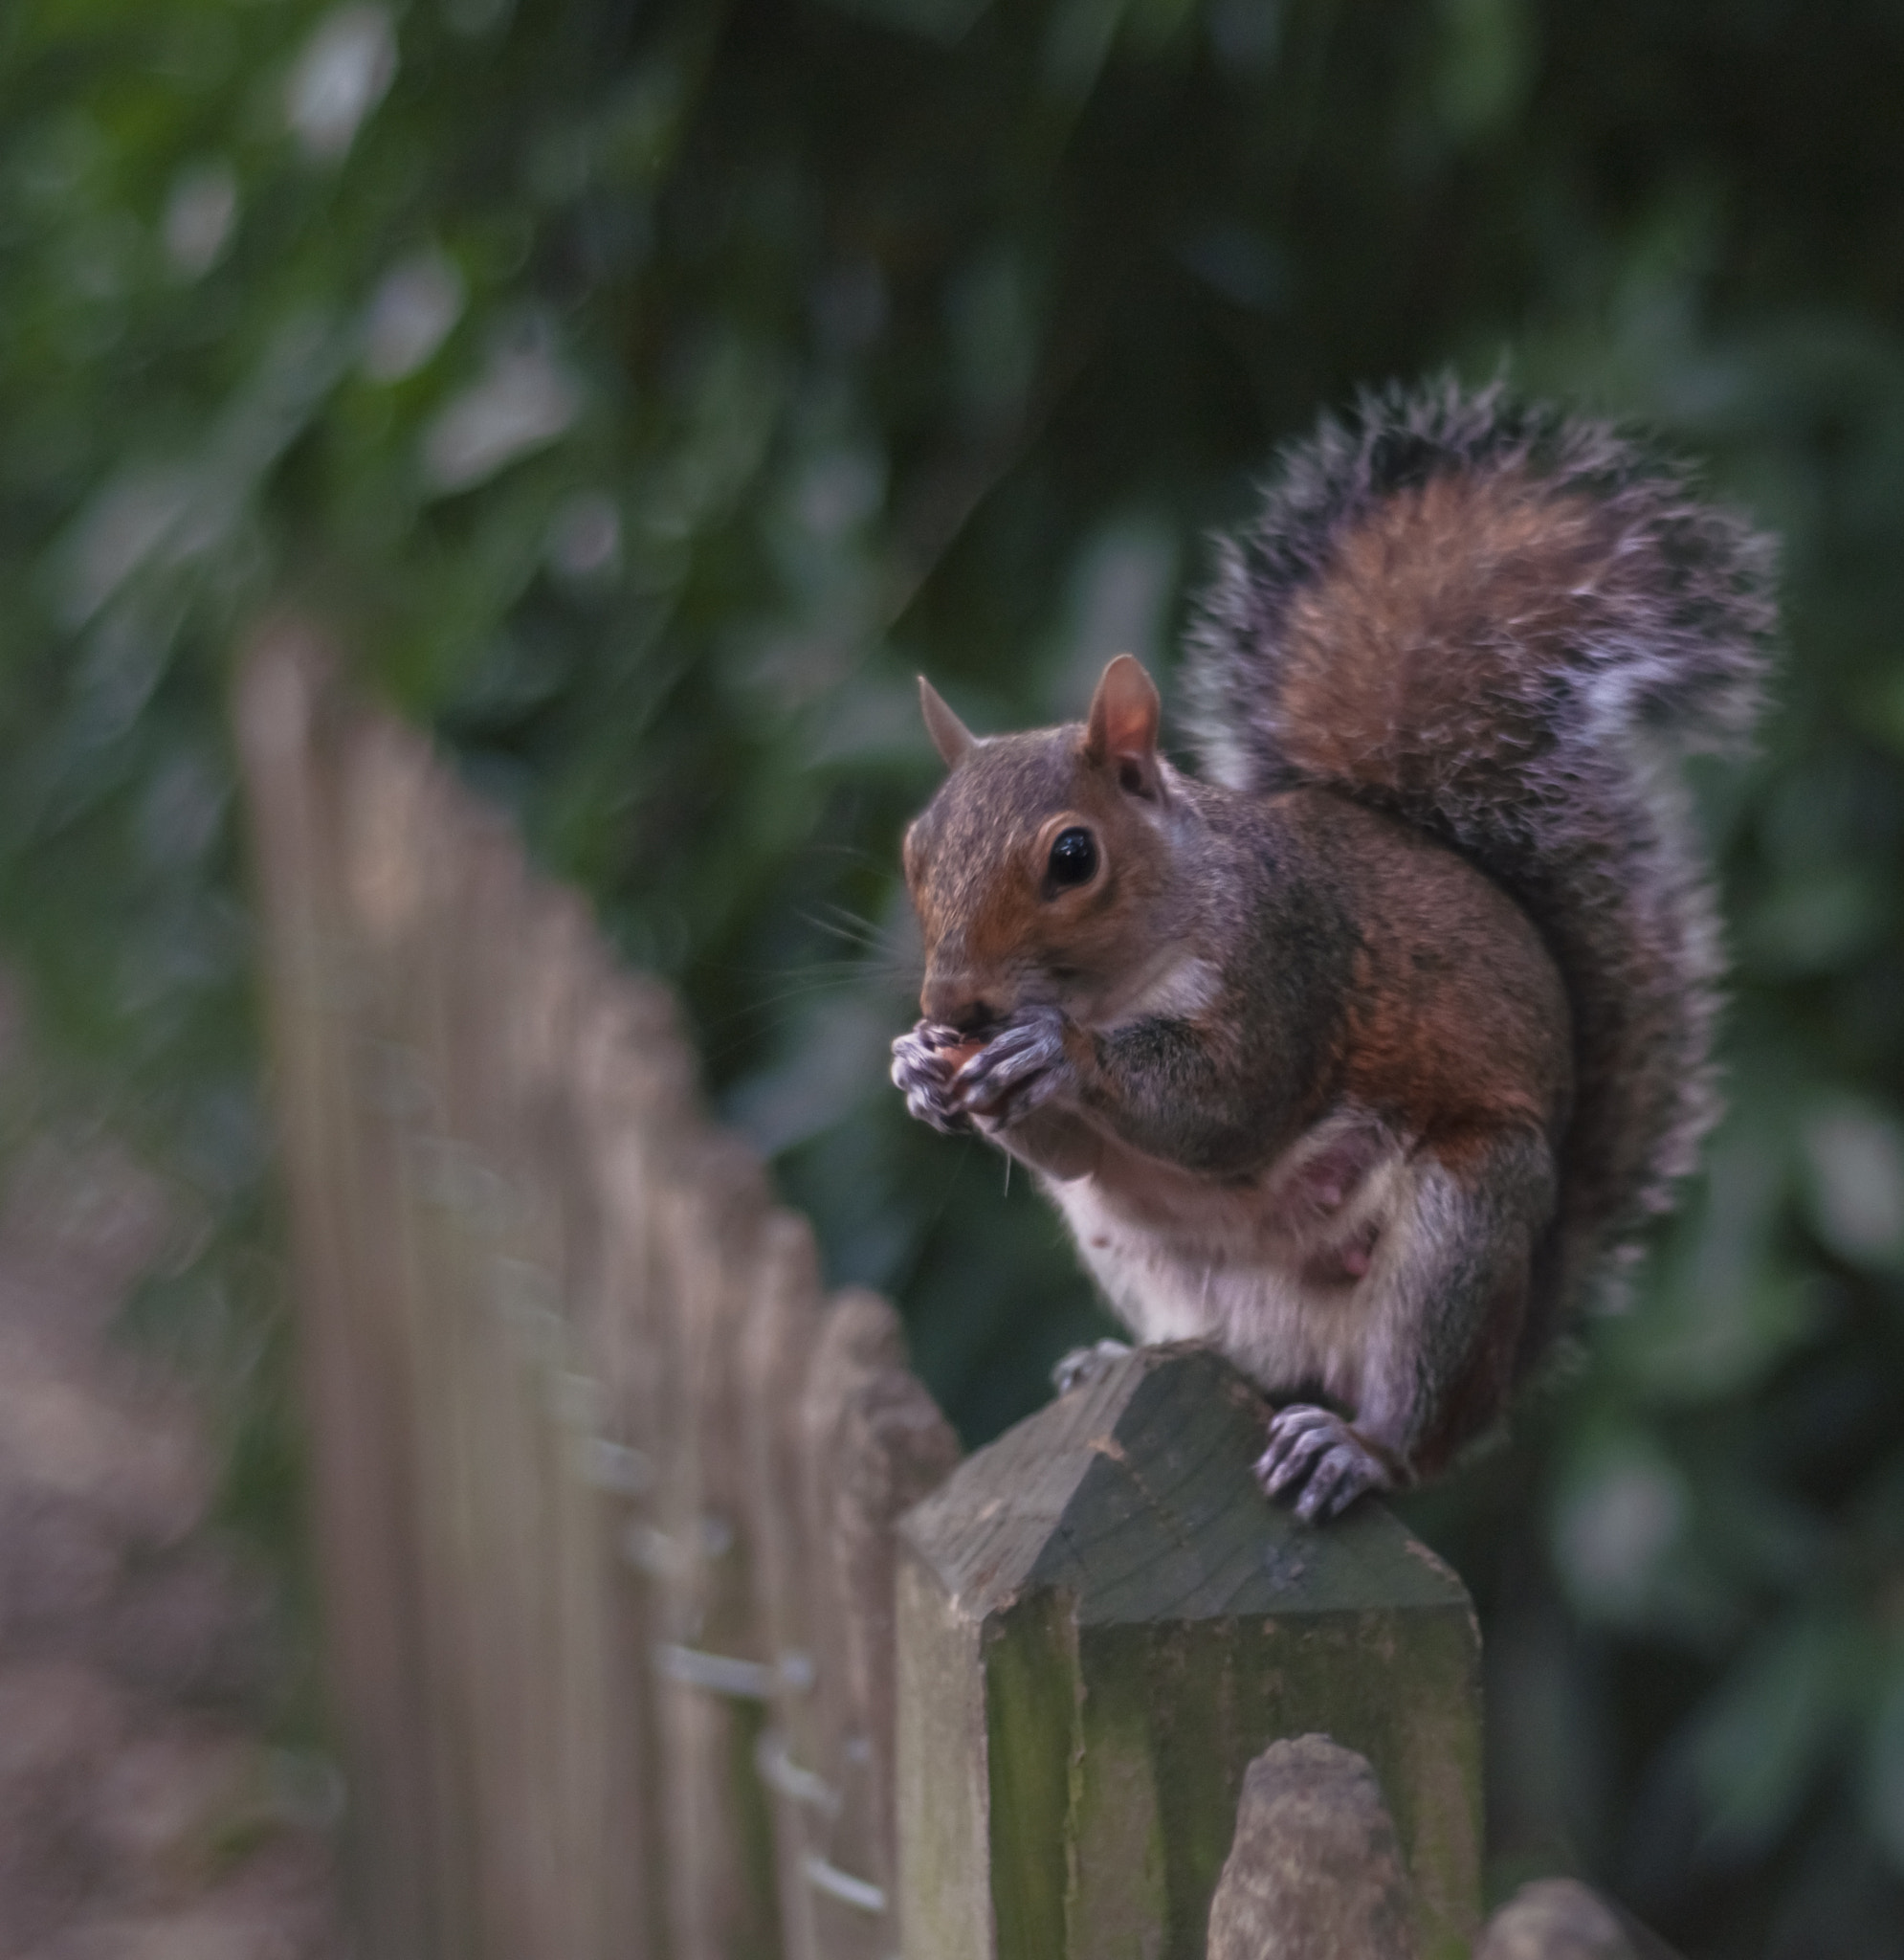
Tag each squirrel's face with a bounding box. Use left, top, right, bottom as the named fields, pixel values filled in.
left=902, top=657, right=1178, bottom=1032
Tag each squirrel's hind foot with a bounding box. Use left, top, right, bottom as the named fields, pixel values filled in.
left=1254, top=1404, right=1390, bottom=1523
left=1052, top=1338, right=1133, bottom=1396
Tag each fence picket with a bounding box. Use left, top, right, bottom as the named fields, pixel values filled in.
left=739, top=1214, right=830, bottom=1960
left=239, top=636, right=441, bottom=1960
left=653, top=1142, right=783, bottom=1960
left=832, top=1368, right=963, bottom=1915
left=796, top=1291, right=914, bottom=1960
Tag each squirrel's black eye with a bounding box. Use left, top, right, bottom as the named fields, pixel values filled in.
left=1047, top=826, right=1098, bottom=888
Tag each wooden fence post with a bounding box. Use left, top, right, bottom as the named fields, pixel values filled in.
left=894, top=1343, right=1482, bottom=1960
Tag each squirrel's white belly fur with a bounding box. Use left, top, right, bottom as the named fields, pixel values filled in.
left=1039, top=1106, right=1420, bottom=1413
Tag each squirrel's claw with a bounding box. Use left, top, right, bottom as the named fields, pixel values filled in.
left=955, top=1008, right=1071, bottom=1125
left=891, top=1026, right=972, bottom=1134
left=1293, top=1440, right=1383, bottom=1523
left=1254, top=1404, right=1388, bottom=1523
left=1254, top=1406, right=1336, bottom=1492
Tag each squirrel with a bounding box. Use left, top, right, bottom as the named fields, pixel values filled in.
left=889, top=380, right=1775, bottom=1522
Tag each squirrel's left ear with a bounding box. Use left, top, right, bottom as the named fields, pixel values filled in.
left=1084, top=655, right=1163, bottom=798
left=919, top=677, right=978, bottom=769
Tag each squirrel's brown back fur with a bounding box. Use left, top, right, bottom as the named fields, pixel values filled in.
left=1185, top=380, right=1776, bottom=1341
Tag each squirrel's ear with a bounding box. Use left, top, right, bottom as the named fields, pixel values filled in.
left=1084, top=655, right=1162, bottom=797
left=919, top=677, right=977, bottom=769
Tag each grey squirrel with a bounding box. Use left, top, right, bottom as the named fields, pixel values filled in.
left=890, top=381, right=1775, bottom=1521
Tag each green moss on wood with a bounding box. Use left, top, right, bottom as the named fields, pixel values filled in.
left=985, top=1592, right=1077, bottom=1960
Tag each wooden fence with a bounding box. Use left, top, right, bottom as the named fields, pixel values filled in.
left=237, top=625, right=1654, bottom=1960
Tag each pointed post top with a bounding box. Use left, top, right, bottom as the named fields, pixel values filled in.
left=898, top=1343, right=1472, bottom=1629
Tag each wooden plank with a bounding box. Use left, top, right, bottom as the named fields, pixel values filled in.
left=569, top=960, right=701, bottom=1960
left=739, top=1212, right=830, bottom=1960
left=830, top=1364, right=962, bottom=1910
left=794, top=1290, right=909, bottom=1960
left=236, top=631, right=441, bottom=1960
left=896, top=1343, right=1483, bottom=1960
left=512, top=890, right=621, bottom=1960
left=652, top=1137, right=783, bottom=1960
left=565, top=969, right=686, bottom=1960
left=364, top=739, right=496, bottom=1960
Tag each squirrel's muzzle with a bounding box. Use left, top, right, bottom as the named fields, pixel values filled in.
left=919, top=970, right=1001, bottom=1034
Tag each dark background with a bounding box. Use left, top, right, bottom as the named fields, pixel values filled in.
left=4, top=0, right=1904, bottom=1951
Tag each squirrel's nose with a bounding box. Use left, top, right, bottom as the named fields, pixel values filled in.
left=920, top=974, right=995, bottom=1032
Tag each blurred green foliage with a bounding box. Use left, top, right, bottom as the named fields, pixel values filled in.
left=3, top=0, right=1904, bottom=1951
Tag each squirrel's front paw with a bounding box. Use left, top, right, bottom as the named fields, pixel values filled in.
left=954, top=1006, right=1073, bottom=1127
left=891, top=1022, right=973, bottom=1134
left=1253, top=1405, right=1392, bottom=1524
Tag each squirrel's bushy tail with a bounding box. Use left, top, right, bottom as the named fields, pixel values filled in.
left=1185, top=379, right=1775, bottom=1330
